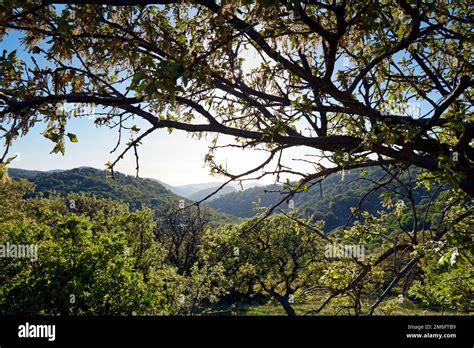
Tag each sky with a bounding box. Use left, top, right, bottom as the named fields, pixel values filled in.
left=2, top=26, right=315, bottom=186
left=1, top=6, right=431, bottom=186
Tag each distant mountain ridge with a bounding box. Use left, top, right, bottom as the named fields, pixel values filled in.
left=8, top=167, right=259, bottom=200
left=8, top=166, right=439, bottom=233
left=208, top=167, right=438, bottom=232
left=188, top=185, right=237, bottom=202
left=149, top=178, right=262, bottom=200
left=7, top=167, right=236, bottom=224
left=9, top=167, right=179, bottom=210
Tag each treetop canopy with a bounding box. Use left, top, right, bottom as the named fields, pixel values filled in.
left=0, top=0, right=472, bottom=195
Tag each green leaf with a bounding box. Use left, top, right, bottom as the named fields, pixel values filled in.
left=5, top=156, right=17, bottom=165
left=129, top=72, right=147, bottom=90
left=66, top=133, right=78, bottom=143
left=52, top=142, right=65, bottom=155
left=44, top=132, right=61, bottom=143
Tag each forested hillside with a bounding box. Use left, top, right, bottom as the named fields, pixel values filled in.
left=210, top=167, right=441, bottom=232
left=2, top=165, right=470, bottom=317
left=8, top=167, right=236, bottom=225
left=189, top=185, right=237, bottom=202
left=9, top=167, right=179, bottom=209
left=8, top=166, right=446, bottom=234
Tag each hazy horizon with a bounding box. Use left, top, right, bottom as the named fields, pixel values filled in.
left=8, top=163, right=266, bottom=189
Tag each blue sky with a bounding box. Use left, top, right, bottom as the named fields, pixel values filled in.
left=2, top=26, right=280, bottom=185
left=2, top=16, right=319, bottom=186
left=1, top=6, right=435, bottom=186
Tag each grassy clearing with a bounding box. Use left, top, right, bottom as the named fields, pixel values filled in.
left=206, top=297, right=466, bottom=316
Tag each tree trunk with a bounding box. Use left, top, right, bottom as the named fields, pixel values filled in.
left=276, top=296, right=296, bottom=316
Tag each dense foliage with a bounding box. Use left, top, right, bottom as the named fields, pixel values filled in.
left=210, top=166, right=443, bottom=232
left=1, top=165, right=472, bottom=316
left=205, top=214, right=326, bottom=315
left=0, top=0, right=472, bottom=317
left=1, top=0, right=472, bottom=196
left=0, top=172, right=181, bottom=314
left=8, top=167, right=236, bottom=225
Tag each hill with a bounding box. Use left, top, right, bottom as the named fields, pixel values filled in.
left=188, top=185, right=237, bottom=202
left=151, top=179, right=263, bottom=199
left=8, top=167, right=236, bottom=225
left=8, top=166, right=441, bottom=233
left=209, top=167, right=439, bottom=232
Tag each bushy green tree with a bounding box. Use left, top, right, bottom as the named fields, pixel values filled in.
left=205, top=214, right=326, bottom=315
left=0, top=174, right=182, bottom=315
left=154, top=203, right=209, bottom=276
left=409, top=204, right=473, bottom=313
